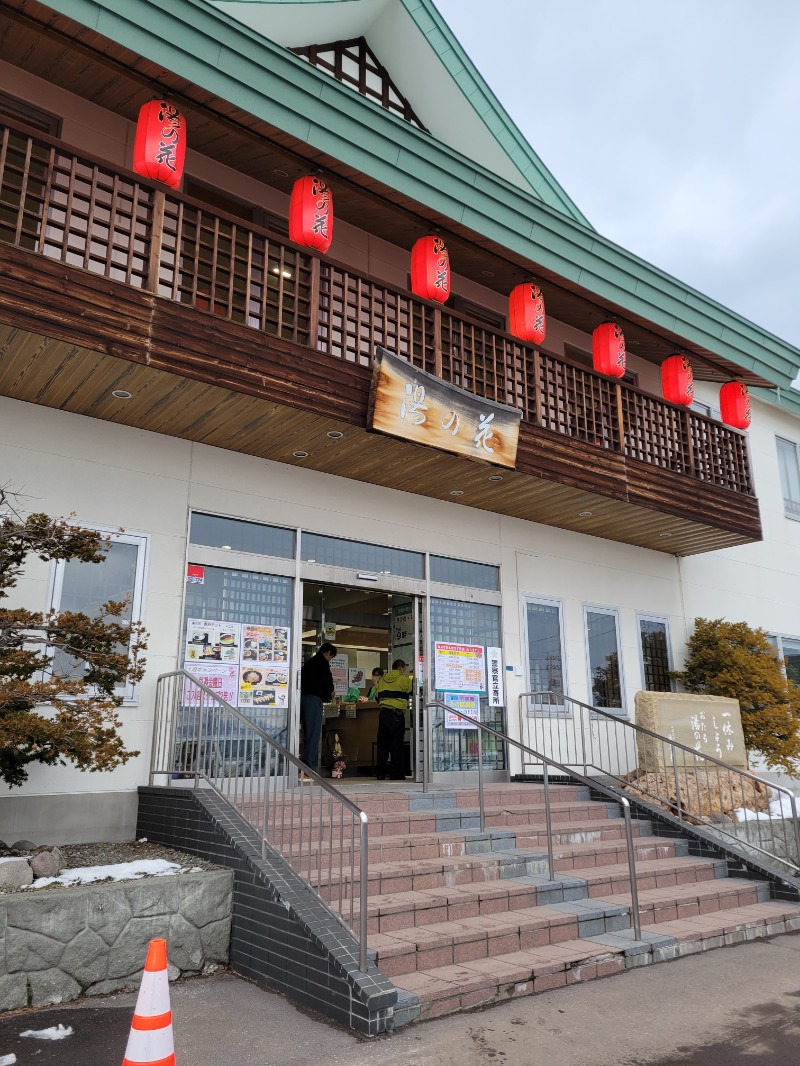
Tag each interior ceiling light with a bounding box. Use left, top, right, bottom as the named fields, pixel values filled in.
left=292, top=450, right=309, bottom=458
left=112, top=389, right=133, bottom=399
left=326, top=430, right=344, bottom=439
left=450, top=490, right=464, bottom=497
left=579, top=510, right=593, bottom=517
left=271, top=267, right=293, bottom=278
left=221, top=545, right=232, bottom=551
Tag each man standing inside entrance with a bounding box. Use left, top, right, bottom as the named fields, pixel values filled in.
left=375, top=659, right=413, bottom=781
left=300, top=642, right=336, bottom=774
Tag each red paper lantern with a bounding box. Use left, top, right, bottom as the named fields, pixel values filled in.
left=592, top=322, right=627, bottom=378
left=720, top=381, right=751, bottom=430
left=410, top=236, right=450, bottom=303
left=661, top=354, right=694, bottom=407
left=132, top=100, right=186, bottom=189
left=289, top=175, right=333, bottom=253
left=509, top=282, right=546, bottom=344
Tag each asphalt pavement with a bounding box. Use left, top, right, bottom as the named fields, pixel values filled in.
left=1, top=931, right=799, bottom=1066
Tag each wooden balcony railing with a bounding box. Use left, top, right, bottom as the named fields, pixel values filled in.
left=0, top=120, right=753, bottom=495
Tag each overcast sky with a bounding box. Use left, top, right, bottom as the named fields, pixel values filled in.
left=435, top=0, right=800, bottom=352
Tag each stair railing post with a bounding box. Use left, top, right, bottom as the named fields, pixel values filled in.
left=477, top=720, right=485, bottom=832
left=622, top=797, right=642, bottom=940
left=543, top=760, right=555, bottom=882
left=359, top=811, right=369, bottom=973
left=423, top=702, right=430, bottom=793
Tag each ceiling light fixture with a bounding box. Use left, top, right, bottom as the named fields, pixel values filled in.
left=292, top=450, right=309, bottom=458
left=326, top=430, right=344, bottom=440
left=481, top=270, right=495, bottom=278
left=488, top=474, right=503, bottom=482
left=579, top=510, right=593, bottom=517
left=271, top=267, right=293, bottom=278
left=112, top=389, right=133, bottom=399
left=659, top=532, right=672, bottom=538
left=273, top=168, right=289, bottom=177
left=450, top=490, right=464, bottom=497
left=221, top=545, right=232, bottom=551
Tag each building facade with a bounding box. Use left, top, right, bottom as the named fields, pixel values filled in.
left=1, top=0, right=799, bottom=841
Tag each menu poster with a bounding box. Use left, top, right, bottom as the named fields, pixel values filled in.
left=241, top=625, right=290, bottom=664
left=185, top=619, right=240, bottom=663
left=183, top=663, right=238, bottom=707
left=443, top=692, right=480, bottom=730
left=330, top=654, right=350, bottom=696
left=434, top=642, right=486, bottom=694
left=238, top=665, right=290, bottom=709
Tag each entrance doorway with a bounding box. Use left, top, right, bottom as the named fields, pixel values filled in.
left=300, top=582, right=421, bottom=780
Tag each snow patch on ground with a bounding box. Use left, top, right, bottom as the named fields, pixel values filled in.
left=734, top=788, right=798, bottom=822
left=0, top=1053, right=16, bottom=1064
left=29, top=859, right=181, bottom=888
left=20, top=1024, right=74, bottom=1040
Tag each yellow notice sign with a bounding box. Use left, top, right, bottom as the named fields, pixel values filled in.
left=368, top=346, right=521, bottom=469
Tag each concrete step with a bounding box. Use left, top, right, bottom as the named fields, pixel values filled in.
left=391, top=899, right=800, bottom=1020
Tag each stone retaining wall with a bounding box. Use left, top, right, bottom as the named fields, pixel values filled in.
left=0, top=869, right=233, bottom=1012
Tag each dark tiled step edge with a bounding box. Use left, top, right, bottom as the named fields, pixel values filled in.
left=137, top=786, right=410, bottom=1035
left=591, top=785, right=800, bottom=902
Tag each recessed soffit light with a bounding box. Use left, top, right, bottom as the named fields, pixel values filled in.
left=579, top=510, right=593, bottom=517
left=488, top=474, right=503, bottom=482
left=292, top=450, right=309, bottom=458
left=327, top=430, right=344, bottom=440
left=659, top=532, right=672, bottom=538
left=112, top=389, right=133, bottom=399
left=450, top=490, right=464, bottom=497
left=481, top=270, right=495, bottom=278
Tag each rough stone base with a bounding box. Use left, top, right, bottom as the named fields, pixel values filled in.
left=0, top=869, right=232, bottom=1011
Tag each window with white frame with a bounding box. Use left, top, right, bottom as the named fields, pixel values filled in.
left=776, top=437, right=800, bottom=520
left=522, top=597, right=567, bottom=707
left=584, top=606, right=623, bottom=711
left=767, top=633, right=800, bottom=686
left=638, top=614, right=673, bottom=691
left=49, top=530, right=148, bottom=702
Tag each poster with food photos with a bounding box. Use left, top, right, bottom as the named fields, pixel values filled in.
left=238, top=665, right=290, bottom=709
left=240, top=625, right=290, bottom=665
left=184, top=619, right=241, bottom=664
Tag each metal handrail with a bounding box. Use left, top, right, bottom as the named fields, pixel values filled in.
left=150, top=670, right=369, bottom=971
left=422, top=700, right=642, bottom=939
left=519, top=690, right=800, bottom=876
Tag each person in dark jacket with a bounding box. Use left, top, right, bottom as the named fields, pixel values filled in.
left=300, top=642, right=336, bottom=773
left=375, top=659, right=413, bottom=780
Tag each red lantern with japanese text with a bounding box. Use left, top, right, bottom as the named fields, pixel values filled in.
left=289, top=175, right=333, bottom=253
left=509, top=282, right=546, bottom=345
left=661, top=354, right=694, bottom=407
left=720, top=381, right=751, bottom=430
left=592, top=321, right=626, bottom=378
left=132, top=100, right=186, bottom=189
left=411, top=236, right=450, bottom=303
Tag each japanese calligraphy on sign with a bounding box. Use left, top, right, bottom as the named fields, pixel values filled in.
left=368, top=346, right=521, bottom=468
left=634, top=692, right=747, bottom=770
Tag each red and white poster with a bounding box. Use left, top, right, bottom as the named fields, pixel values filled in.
left=182, top=663, right=238, bottom=707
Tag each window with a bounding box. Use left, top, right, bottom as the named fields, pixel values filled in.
left=638, top=614, right=672, bottom=691
left=301, top=533, right=424, bottom=579
left=430, top=556, right=499, bottom=591
left=50, top=531, right=148, bottom=702
left=776, top=437, right=800, bottom=520
left=190, top=513, right=295, bottom=559
left=768, top=634, right=800, bottom=685
left=523, top=597, right=566, bottom=707
left=0, top=93, right=61, bottom=136
left=584, top=606, right=623, bottom=711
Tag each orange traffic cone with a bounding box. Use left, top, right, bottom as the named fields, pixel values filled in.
left=122, top=938, right=176, bottom=1066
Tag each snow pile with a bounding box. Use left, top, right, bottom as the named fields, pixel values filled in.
left=30, top=859, right=181, bottom=888
left=734, top=788, right=798, bottom=823
left=0, top=1053, right=16, bottom=1064
left=20, top=1024, right=74, bottom=1040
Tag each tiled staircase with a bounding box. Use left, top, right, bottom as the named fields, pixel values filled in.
left=326, top=782, right=800, bottom=1023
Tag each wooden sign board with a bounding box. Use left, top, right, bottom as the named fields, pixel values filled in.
left=367, top=346, right=521, bottom=469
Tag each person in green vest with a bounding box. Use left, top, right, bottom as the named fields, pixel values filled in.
left=375, top=659, right=412, bottom=780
